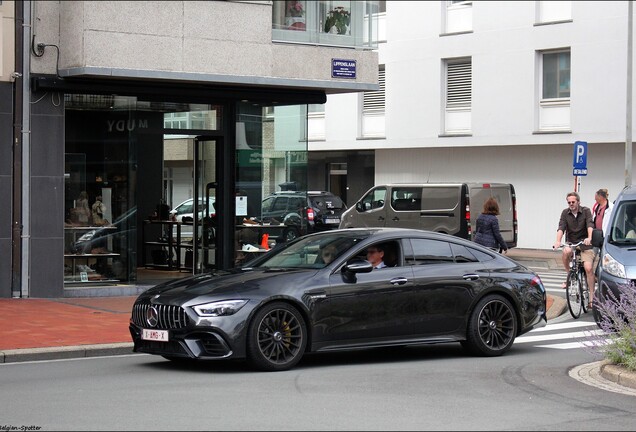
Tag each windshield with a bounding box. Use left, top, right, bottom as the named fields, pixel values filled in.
left=250, top=231, right=370, bottom=269
left=609, top=200, right=636, bottom=244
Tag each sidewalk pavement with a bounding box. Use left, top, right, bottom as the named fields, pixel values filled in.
left=1, top=248, right=634, bottom=393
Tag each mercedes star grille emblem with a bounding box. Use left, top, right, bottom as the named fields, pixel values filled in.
left=146, top=306, right=159, bottom=328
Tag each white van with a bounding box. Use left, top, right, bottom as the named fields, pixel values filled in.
left=339, top=182, right=518, bottom=248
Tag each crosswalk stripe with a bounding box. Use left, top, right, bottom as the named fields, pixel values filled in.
left=535, top=341, right=594, bottom=349
left=515, top=329, right=603, bottom=344
left=530, top=321, right=597, bottom=332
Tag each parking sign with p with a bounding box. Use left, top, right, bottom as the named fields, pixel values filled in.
left=573, top=141, right=588, bottom=176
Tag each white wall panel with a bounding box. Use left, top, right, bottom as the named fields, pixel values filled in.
left=375, top=143, right=632, bottom=249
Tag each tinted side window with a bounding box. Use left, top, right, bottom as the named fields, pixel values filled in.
left=178, top=202, right=193, bottom=214
left=450, top=243, right=479, bottom=262
left=391, top=187, right=421, bottom=211
left=421, top=187, right=459, bottom=211
left=272, top=197, right=289, bottom=212
left=449, top=243, right=494, bottom=262
left=610, top=201, right=636, bottom=241
left=360, top=187, right=386, bottom=212
left=262, top=197, right=275, bottom=212
left=406, top=238, right=454, bottom=265
left=312, top=194, right=344, bottom=209
left=290, top=197, right=305, bottom=211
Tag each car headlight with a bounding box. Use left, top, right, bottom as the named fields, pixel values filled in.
left=193, top=300, right=248, bottom=317
left=602, top=251, right=626, bottom=279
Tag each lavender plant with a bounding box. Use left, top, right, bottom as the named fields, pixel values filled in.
left=586, top=282, right=636, bottom=371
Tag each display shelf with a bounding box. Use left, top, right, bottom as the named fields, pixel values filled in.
left=64, top=226, right=121, bottom=285
left=142, top=220, right=192, bottom=271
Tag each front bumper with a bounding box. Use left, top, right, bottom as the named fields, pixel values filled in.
left=596, top=269, right=634, bottom=303
left=129, top=323, right=236, bottom=360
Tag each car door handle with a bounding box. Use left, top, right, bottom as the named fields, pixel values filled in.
left=463, top=274, right=479, bottom=281
left=378, top=216, right=385, bottom=221
left=390, top=277, right=408, bottom=285
left=392, top=217, right=400, bottom=221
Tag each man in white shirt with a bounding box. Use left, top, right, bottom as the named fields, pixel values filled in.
left=366, top=245, right=386, bottom=269
left=592, top=188, right=613, bottom=235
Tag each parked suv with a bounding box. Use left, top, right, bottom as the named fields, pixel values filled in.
left=591, top=185, right=636, bottom=327
left=260, top=191, right=347, bottom=241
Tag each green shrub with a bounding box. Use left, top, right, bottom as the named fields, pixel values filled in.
left=588, top=283, right=636, bottom=371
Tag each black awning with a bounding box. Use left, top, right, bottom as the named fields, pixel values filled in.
left=31, top=74, right=327, bottom=106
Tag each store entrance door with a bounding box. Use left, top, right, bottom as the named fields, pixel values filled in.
left=192, top=137, right=220, bottom=274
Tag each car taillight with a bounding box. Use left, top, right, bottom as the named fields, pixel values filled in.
left=465, top=195, right=471, bottom=236
left=307, top=208, right=314, bottom=221
left=530, top=275, right=543, bottom=288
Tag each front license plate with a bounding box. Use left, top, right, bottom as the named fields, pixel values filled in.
left=142, top=328, right=169, bottom=342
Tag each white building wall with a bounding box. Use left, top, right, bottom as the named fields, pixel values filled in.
left=317, top=1, right=635, bottom=249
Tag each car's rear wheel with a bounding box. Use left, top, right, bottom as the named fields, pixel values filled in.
left=282, top=227, right=300, bottom=242
left=247, top=302, right=307, bottom=371
left=462, top=295, right=517, bottom=356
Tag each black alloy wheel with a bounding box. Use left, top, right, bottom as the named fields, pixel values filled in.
left=463, top=295, right=517, bottom=356
left=247, top=302, right=307, bottom=371
left=282, top=227, right=300, bottom=242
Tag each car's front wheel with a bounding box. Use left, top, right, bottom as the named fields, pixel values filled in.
left=462, top=295, right=517, bottom=356
left=246, top=302, right=307, bottom=371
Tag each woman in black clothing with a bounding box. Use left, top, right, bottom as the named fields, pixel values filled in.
left=474, top=197, right=508, bottom=254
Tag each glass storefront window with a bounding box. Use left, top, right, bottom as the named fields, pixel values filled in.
left=64, top=95, right=224, bottom=286
left=63, top=94, right=309, bottom=284
left=235, top=103, right=308, bottom=265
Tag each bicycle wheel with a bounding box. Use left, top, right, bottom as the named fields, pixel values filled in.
left=579, top=268, right=589, bottom=313
left=566, top=270, right=582, bottom=319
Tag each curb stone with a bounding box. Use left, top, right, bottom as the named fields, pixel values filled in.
left=570, top=360, right=636, bottom=396
left=601, top=362, right=636, bottom=390
left=0, top=343, right=135, bottom=364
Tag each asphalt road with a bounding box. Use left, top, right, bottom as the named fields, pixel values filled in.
left=1, top=319, right=634, bottom=431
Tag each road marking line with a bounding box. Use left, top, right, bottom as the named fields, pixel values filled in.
left=515, top=329, right=603, bottom=343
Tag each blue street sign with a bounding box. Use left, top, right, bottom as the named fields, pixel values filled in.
left=573, top=141, right=588, bottom=170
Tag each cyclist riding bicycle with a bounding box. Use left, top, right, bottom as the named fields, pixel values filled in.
left=552, top=191, right=595, bottom=309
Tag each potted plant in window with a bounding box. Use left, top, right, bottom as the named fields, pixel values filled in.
left=324, top=6, right=351, bottom=35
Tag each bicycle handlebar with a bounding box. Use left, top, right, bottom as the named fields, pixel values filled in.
left=553, top=240, right=585, bottom=249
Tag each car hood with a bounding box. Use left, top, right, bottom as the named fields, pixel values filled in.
left=136, top=267, right=320, bottom=306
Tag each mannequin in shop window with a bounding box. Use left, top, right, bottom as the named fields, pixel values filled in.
left=75, top=191, right=91, bottom=225
left=92, top=195, right=107, bottom=226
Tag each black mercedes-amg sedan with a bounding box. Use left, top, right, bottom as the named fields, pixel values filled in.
left=130, top=228, right=546, bottom=371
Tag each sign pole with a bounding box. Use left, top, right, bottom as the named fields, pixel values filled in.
left=574, top=176, right=578, bottom=193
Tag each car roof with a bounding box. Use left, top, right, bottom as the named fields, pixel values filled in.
left=310, top=227, right=475, bottom=243
left=616, top=185, right=636, bottom=200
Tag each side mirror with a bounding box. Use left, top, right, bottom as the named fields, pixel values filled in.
left=591, top=228, right=604, bottom=248
left=343, top=259, right=374, bottom=274
left=341, top=259, right=373, bottom=283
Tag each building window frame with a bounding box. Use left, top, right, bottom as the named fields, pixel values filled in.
left=360, top=64, right=386, bottom=138
left=537, top=48, right=571, bottom=132
left=442, top=57, right=472, bottom=135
